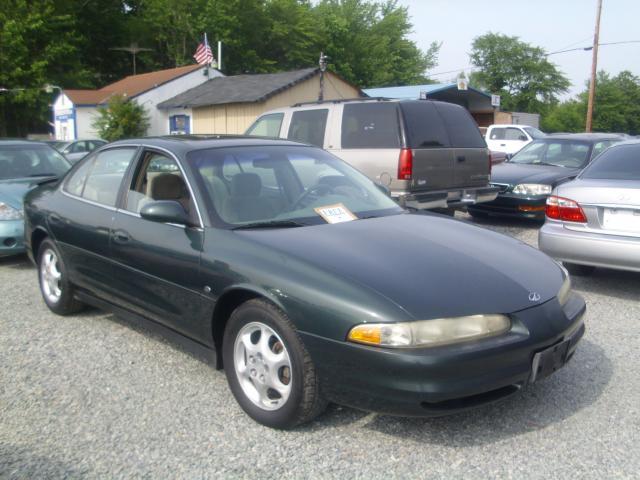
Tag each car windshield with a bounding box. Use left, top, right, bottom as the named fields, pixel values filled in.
left=524, top=127, right=545, bottom=139
left=0, top=144, right=71, bottom=180
left=509, top=139, right=590, bottom=168
left=187, top=145, right=403, bottom=227
left=580, top=143, right=640, bottom=180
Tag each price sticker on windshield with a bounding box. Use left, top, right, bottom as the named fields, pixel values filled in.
left=314, top=203, right=357, bottom=224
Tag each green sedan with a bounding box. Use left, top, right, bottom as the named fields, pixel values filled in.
left=24, top=137, right=585, bottom=429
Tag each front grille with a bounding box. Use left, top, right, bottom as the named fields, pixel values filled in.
left=491, top=183, right=511, bottom=193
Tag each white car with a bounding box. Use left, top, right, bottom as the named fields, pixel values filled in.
left=485, top=124, right=545, bottom=156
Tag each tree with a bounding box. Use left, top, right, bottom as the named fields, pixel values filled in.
left=469, top=33, right=570, bottom=113
left=542, top=71, right=640, bottom=134
left=0, top=0, right=91, bottom=136
left=313, top=0, right=439, bottom=87
left=92, top=95, right=150, bottom=141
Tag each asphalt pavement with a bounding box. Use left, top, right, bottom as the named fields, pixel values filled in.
left=1, top=213, right=639, bottom=479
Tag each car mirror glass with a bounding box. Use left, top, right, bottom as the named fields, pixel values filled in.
left=140, top=200, right=192, bottom=226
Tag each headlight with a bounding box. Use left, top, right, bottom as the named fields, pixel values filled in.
left=512, top=184, right=552, bottom=195
left=347, top=314, right=511, bottom=348
left=0, top=202, right=22, bottom=221
left=558, top=270, right=572, bottom=306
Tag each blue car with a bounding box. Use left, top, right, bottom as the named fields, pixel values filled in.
left=0, top=140, right=71, bottom=256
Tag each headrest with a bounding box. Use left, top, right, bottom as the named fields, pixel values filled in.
left=151, top=173, right=185, bottom=200
left=230, top=173, right=262, bottom=197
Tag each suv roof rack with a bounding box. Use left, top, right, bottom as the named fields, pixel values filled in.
left=291, top=97, right=391, bottom=107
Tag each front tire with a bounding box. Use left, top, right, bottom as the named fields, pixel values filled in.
left=223, top=298, right=326, bottom=429
left=37, top=239, right=84, bottom=315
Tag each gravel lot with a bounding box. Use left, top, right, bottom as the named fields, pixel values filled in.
left=1, top=213, right=639, bottom=479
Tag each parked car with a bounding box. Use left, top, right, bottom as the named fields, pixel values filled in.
left=468, top=133, right=623, bottom=220
left=245, top=98, right=498, bottom=210
left=24, top=136, right=585, bottom=429
left=485, top=124, right=545, bottom=156
left=539, top=141, right=640, bottom=275
left=490, top=150, right=508, bottom=166
left=0, top=140, right=71, bottom=256
left=54, top=139, right=106, bottom=163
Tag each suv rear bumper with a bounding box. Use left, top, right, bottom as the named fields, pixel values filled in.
left=395, top=186, right=499, bottom=210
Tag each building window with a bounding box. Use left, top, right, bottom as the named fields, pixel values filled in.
left=170, top=115, right=190, bottom=135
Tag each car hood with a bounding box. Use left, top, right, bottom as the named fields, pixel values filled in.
left=0, top=178, right=54, bottom=209
left=238, top=213, right=564, bottom=320
left=491, top=163, right=579, bottom=187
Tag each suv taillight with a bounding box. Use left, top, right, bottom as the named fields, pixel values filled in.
left=546, top=196, right=587, bottom=223
left=398, top=148, right=413, bottom=180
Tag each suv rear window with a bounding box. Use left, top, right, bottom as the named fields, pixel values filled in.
left=341, top=103, right=400, bottom=148
left=399, top=101, right=450, bottom=149
left=434, top=102, right=486, bottom=148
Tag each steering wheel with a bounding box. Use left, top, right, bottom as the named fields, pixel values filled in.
left=290, top=182, right=336, bottom=210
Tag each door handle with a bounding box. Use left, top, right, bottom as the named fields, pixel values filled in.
left=112, top=230, right=130, bottom=244
left=500, top=143, right=506, bottom=147
left=49, top=213, right=62, bottom=224
left=457, top=155, right=466, bottom=162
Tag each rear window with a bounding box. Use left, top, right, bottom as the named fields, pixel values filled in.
left=341, top=103, right=400, bottom=148
left=581, top=144, right=640, bottom=180
left=399, top=102, right=450, bottom=149
left=433, top=103, right=486, bottom=148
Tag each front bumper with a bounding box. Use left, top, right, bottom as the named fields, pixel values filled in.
left=395, top=186, right=499, bottom=210
left=539, top=220, right=640, bottom=272
left=0, top=219, right=25, bottom=257
left=300, top=294, right=586, bottom=417
left=468, top=192, right=547, bottom=220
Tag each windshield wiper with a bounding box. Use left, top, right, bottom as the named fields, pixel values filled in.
left=28, top=173, right=59, bottom=177
left=232, top=220, right=307, bottom=230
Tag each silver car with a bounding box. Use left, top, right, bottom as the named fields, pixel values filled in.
left=539, top=141, right=640, bottom=275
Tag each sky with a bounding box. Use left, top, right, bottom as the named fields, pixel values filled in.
left=396, top=0, right=640, bottom=98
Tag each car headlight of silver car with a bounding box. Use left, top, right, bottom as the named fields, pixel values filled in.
left=347, top=314, right=511, bottom=348
left=512, top=184, right=552, bottom=195
left=0, top=202, right=22, bottom=221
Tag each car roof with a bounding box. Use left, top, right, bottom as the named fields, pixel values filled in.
left=0, top=139, right=52, bottom=147
left=535, top=133, right=623, bottom=142
left=107, top=135, right=314, bottom=154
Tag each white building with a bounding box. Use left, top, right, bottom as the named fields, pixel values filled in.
left=53, top=64, right=222, bottom=140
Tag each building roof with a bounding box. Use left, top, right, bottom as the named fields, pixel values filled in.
left=363, top=83, right=491, bottom=100
left=157, top=68, right=320, bottom=109
left=63, top=64, right=205, bottom=106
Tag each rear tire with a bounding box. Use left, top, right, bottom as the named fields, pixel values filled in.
left=223, top=298, right=327, bottom=429
left=563, top=262, right=595, bottom=276
left=37, top=239, right=84, bottom=315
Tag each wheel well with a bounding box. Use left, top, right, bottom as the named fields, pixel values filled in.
left=211, top=289, right=262, bottom=369
left=31, top=229, right=48, bottom=259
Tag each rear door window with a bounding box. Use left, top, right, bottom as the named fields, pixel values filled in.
left=399, top=101, right=450, bottom=148
left=341, top=103, right=400, bottom=148
left=489, top=128, right=506, bottom=140
left=433, top=103, right=485, bottom=148
left=246, top=113, right=284, bottom=137
left=287, top=109, right=328, bottom=147
left=504, top=128, right=526, bottom=141
left=78, top=148, right=137, bottom=207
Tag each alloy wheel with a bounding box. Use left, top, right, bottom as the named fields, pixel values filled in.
left=40, top=248, right=62, bottom=304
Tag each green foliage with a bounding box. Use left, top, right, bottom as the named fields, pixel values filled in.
left=92, top=95, right=150, bottom=141
left=542, top=71, right=640, bottom=135
left=1, top=0, right=435, bottom=136
left=469, top=32, right=570, bottom=113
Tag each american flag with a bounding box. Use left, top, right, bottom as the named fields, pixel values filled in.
left=194, top=33, right=214, bottom=65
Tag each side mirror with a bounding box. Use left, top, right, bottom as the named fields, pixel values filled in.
left=374, top=182, right=391, bottom=197
left=140, top=200, right=192, bottom=226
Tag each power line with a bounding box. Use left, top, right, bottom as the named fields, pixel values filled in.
left=547, top=40, right=640, bottom=56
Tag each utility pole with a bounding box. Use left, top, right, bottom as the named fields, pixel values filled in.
left=585, top=0, right=603, bottom=132
left=318, top=52, right=328, bottom=101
